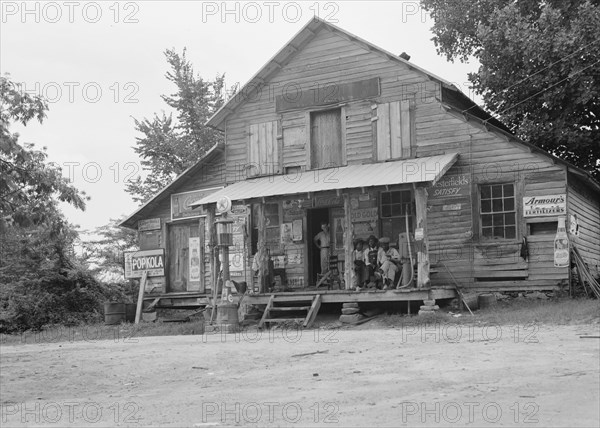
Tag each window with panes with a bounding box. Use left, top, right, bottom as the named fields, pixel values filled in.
left=479, top=183, right=516, bottom=239
left=251, top=203, right=280, bottom=254
left=380, top=190, right=414, bottom=241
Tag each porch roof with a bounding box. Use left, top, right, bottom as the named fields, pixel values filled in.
left=190, top=153, right=458, bottom=207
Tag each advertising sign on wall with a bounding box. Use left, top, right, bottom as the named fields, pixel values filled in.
left=523, top=194, right=566, bottom=217
left=171, top=187, right=223, bottom=221
left=124, top=249, right=165, bottom=279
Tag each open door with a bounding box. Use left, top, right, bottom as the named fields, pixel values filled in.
left=307, top=208, right=331, bottom=285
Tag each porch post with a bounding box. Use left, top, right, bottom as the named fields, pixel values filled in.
left=256, top=203, right=268, bottom=293
left=415, top=186, right=430, bottom=288
left=207, top=204, right=219, bottom=298
left=343, top=193, right=354, bottom=289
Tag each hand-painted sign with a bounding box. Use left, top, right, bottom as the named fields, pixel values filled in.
left=523, top=194, right=566, bottom=217
left=350, top=207, right=378, bottom=223
left=138, top=218, right=161, bottom=231
left=124, top=249, right=165, bottom=278
left=431, top=174, right=470, bottom=198
left=171, top=187, right=223, bottom=221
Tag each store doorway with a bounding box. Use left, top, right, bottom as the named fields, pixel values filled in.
left=307, top=208, right=330, bottom=285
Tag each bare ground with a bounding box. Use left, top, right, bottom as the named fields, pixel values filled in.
left=1, top=322, right=599, bottom=427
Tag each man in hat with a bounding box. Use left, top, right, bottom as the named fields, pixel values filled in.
left=363, top=235, right=383, bottom=288
left=377, top=237, right=401, bottom=289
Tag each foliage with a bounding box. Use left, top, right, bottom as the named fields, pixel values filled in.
left=0, top=215, right=127, bottom=333
left=0, top=74, right=122, bottom=333
left=420, top=0, right=600, bottom=179
left=126, top=49, right=227, bottom=203
left=80, top=216, right=138, bottom=282
left=0, top=75, right=88, bottom=230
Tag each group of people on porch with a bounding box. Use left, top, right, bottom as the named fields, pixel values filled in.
left=352, top=235, right=406, bottom=290
left=313, top=221, right=411, bottom=290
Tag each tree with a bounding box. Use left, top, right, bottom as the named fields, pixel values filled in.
left=126, top=49, right=226, bottom=203
left=1, top=75, right=88, bottom=229
left=420, top=0, right=600, bottom=179
left=0, top=74, right=122, bottom=333
left=80, top=216, right=138, bottom=282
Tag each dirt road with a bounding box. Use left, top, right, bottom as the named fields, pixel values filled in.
left=1, top=323, right=599, bottom=427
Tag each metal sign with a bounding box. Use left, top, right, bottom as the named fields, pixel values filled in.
left=138, top=218, right=161, bottom=231
left=124, top=249, right=165, bottom=279
left=171, top=187, right=223, bottom=220
left=431, top=174, right=470, bottom=198
left=523, top=194, right=566, bottom=217
left=216, top=195, right=232, bottom=213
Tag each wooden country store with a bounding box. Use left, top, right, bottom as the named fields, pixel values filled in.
left=120, top=18, right=600, bottom=318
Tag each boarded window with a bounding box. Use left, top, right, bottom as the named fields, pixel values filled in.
left=310, top=108, right=343, bottom=169
left=480, top=183, right=517, bottom=240
left=375, top=100, right=414, bottom=161
left=248, top=121, right=280, bottom=177
left=380, top=190, right=414, bottom=241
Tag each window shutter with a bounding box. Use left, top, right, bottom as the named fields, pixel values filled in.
left=376, top=100, right=413, bottom=161
left=248, top=121, right=279, bottom=177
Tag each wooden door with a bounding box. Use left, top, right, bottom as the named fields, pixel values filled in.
left=168, top=222, right=202, bottom=292
left=310, top=109, right=342, bottom=169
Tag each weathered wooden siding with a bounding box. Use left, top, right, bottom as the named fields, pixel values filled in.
left=421, top=105, right=569, bottom=291
left=224, top=26, right=437, bottom=182
left=568, top=176, right=600, bottom=277
left=135, top=151, right=226, bottom=293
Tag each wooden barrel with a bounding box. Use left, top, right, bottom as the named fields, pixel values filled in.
left=125, top=303, right=137, bottom=323
left=478, top=294, right=496, bottom=309
left=104, top=303, right=125, bottom=325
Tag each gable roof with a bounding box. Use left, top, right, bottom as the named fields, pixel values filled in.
left=206, top=17, right=463, bottom=131
left=207, top=17, right=599, bottom=193
left=119, top=143, right=225, bottom=229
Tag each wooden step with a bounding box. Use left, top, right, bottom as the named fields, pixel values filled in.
left=270, top=306, right=311, bottom=311
left=263, top=318, right=306, bottom=323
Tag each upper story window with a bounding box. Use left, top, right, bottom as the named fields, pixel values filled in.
left=479, top=183, right=516, bottom=239
left=375, top=100, right=415, bottom=161
left=310, top=108, right=343, bottom=170
left=247, top=121, right=281, bottom=177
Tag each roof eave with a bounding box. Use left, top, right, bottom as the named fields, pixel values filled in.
left=119, top=143, right=225, bottom=229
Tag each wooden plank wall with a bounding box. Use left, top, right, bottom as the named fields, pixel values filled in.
left=417, top=104, right=569, bottom=291
left=134, top=150, right=227, bottom=293
left=224, top=27, right=437, bottom=182
left=568, top=176, right=600, bottom=277
left=220, top=25, right=579, bottom=292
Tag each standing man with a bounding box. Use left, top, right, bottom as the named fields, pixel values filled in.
left=313, top=221, right=331, bottom=276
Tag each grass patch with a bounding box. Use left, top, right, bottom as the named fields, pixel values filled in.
left=374, top=297, right=599, bottom=328
left=1, top=298, right=597, bottom=346
left=0, top=319, right=207, bottom=346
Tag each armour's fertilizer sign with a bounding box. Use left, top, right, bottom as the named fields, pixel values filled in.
left=523, top=194, right=566, bottom=217
left=124, top=249, right=165, bottom=279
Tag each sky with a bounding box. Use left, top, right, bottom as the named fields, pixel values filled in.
left=1, top=0, right=481, bottom=232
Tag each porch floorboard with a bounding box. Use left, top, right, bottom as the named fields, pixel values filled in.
left=245, top=286, right=457, bottom=305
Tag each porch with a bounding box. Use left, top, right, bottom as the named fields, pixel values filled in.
left=245, top=285, right=457, bottom=305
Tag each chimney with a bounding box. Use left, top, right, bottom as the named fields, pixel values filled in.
left=399, top=52, right=411, bottom=61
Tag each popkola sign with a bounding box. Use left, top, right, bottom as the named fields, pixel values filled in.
left=124, top=249, right=165, bottom=279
